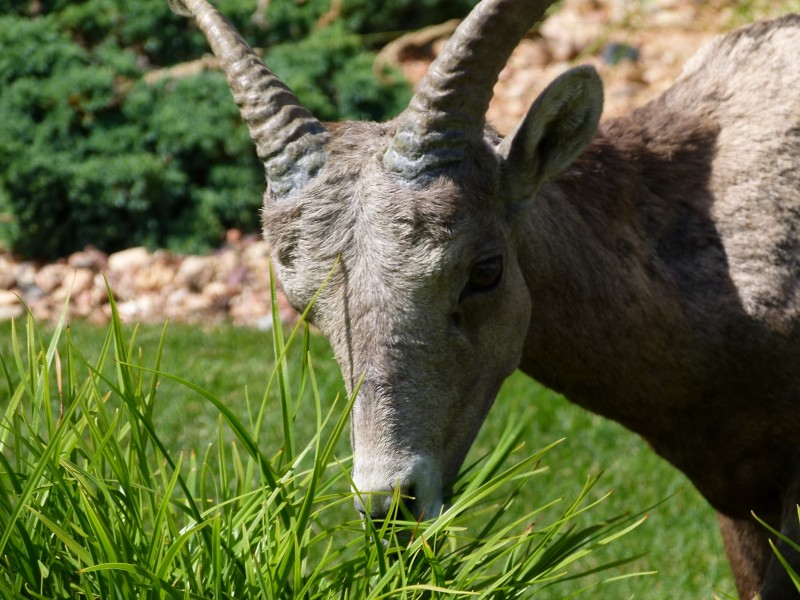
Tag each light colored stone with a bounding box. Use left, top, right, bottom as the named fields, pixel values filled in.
left=229, top=290, right=271, bottom=326
left=91, top=273, right=111, bottom=305
left=0, top=257, right=16, bottom=289
left=166, top=288, right=189, bottom=305
left=214, top=248, right=241, bottom=280
left=14, top=262, right=36, bottom=289
left=134, top=256, right=177, bottom=292
left=108, top=247, right=151, bottom=273
left=52, top=268, right=94, bottom=303
left=0, top=289, right=22, bottom=306
left=116, top=294, right=157, bottom=321
left=0, top=303, right=25, bottom=320
left=68, top=247, right=107, bottom=270
left=540, top=7, right=604, bottom=62
left=203, top=281, right=231, bottom=302
left=177, top=255, right=216, bottom=291
left=115, top=300, right=141, bottom=320
left=70, top=268, right=95, bottom=295
left=35, top=263, right=67, bottom=293
left=242, top=240, right=270, bottom=264
left=171, top=292, right=212, bottom=318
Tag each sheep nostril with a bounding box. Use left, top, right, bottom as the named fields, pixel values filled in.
left=354, top=490, right=394, bottom=521
left=399, top=485, right=420, bottom=519
left=352, top=456, right=442, bottom=522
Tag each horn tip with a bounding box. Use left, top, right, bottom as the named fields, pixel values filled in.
left=167, top=0, right=193, bottom=18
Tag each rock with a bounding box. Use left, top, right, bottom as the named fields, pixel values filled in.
left=239, top=242, right=268, bottom=270
left=72, top=291, right=95, bottom=319
left=228, top=289, right=271, bottom=326
left=242, top=240, right=270, bottom=264
left=225, top=264, right=249, bottom=288
left=214, top=248, right=241, bottom=282
left=108, top=247, right=151, bottom=273
left=203, top=281, right=232, bottom=306
left=168, top=292, right=212, bottom=320
left=133, top=253, right=178, bottom=291
left=90, top=273, right=111, bottom=305
left=183, top=292, right=212, bottom=313
left=70, top=268, right=95, bottom=296
left=35, top=263, right=67, bottom=293
left=0, top=290, right=24, bottom=321
left=166, top=288, right=189, bottom=306
left=116, top=294, right=158, bottom=322
left=51, top=268, right=95, bottom=302
left=14, top=262, right=37, bottom=290
left=0, top=303, right=25, bottom=320
left=176, top=255, right=216, bottom=291
left=0, top=256, right=17, bottom=289
left=540, top=6, right=605, bottom=61
left=0, top=289, right=21, bottom=306
left=67, top=247, right=107, bottom=270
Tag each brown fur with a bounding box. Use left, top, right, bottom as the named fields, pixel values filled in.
left=518, top=18, right=800, bottom=597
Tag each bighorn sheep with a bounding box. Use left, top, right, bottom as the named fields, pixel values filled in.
left=167, top=0, right=800, bottom=596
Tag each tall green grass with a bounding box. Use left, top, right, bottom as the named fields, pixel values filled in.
left=0, top=294, right=648, bottom=598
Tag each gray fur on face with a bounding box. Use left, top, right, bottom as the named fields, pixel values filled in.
left=264, top=124, right=526, bottom=519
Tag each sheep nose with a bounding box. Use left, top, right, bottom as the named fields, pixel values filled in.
left=353, top=485, right=419, bottom=520
left=352, top=455, right=443, bottom=521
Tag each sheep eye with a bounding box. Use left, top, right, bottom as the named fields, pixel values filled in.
left=465, top=256, right=503, bottom=295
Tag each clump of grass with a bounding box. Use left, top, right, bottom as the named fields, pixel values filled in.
left=752, top=511, right=800, bottom=595
left=0, top=289, right=649, bottom=598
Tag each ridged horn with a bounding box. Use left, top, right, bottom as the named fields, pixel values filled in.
left=168, top=0, right=328, bottom=199
left=383, top=0, right=555, bottom=181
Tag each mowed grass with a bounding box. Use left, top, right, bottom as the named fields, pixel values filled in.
left=0, top=314, right=731, bottom=598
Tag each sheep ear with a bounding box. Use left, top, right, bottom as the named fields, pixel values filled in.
left=499, top=65, right=603, bottom=202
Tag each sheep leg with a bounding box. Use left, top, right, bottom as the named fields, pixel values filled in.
left=718, top=512, right=772, bottom=599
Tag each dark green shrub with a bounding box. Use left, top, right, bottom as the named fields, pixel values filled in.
left=263, top=0, right=479, bottom=43
left=0, top=0, right=477, bottom=259
left=267, top=23, right=411, bottom=122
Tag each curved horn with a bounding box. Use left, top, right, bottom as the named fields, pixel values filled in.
left=168, top=0, right=328, bottom=199
left=384, top=0, right=555, bottom=181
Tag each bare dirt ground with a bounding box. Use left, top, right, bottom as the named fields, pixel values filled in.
left=0, top=0, right=793, bottom=326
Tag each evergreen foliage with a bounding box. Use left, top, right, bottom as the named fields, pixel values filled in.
left=0, top=0, right=477, bottom=259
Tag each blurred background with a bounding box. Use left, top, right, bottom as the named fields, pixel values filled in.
left=0, top=0, right=796, bottom=326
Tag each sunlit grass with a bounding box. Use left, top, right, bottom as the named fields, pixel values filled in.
left=0, top=315, right=733, bottom=598
left=0, top=292, right=650, bottom=598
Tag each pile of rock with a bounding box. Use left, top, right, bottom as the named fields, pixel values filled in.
left=0, top=231, right=297, bottom=328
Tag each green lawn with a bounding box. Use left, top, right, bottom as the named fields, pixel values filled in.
left=0, top=317, right=732, bottom=598
left=492, top=375, right=733, bottom=598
